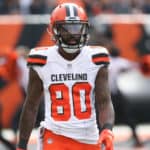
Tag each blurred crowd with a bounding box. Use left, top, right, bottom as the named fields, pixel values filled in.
left=0, top=0, right=150, bottom=16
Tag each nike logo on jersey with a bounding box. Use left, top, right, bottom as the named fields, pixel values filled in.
left=51, top=73, right=87, bottom=82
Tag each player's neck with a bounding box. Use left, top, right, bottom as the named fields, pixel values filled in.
left=58, top=48, right=81, bottom=61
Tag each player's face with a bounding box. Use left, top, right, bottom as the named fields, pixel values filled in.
left=58, top=23, right=88, bottom=46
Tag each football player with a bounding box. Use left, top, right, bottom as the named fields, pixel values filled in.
left=16, top=3, right=115, bottom=150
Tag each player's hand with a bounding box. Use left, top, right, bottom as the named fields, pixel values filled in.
left=98, top=129, right=114, bottom=150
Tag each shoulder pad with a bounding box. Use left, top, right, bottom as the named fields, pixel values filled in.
left=27, top=47, right=48, bottom=66
left=90, top=46, right=110, bottom=65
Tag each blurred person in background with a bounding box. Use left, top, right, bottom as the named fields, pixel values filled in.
left=110, top=0, right=132, bottom=14
left=44, top=0, right=57, bottom=14
left=98, top=0, right=113, bottom=14
left=19, top=0, right=32, bottom=14
left=16, top=3, right=115, bottom=150
left=0, top=47, right=19, bottom=89
left=82, top=0, right=94, bottom=17
left=0, top=47, right=21, bottom=150
left=130, top=0, right=143, bottom=13
left=11, top=46, right=30, bottom=136
left=0, top=0, right=20, bottom=14
left=142, top=0, right=150, bottom=13
left=108, top=43, right=137, bottom=99
left=107, top=43, right=143, bottom=147
left=0, top=45, right=41, bottom=149
left=29, top=0, right=46, bottom=14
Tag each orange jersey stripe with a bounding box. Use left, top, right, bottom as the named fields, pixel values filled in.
left=92, top=56, right=110, bottom=63
left=27, top=58, right=46, bottom=64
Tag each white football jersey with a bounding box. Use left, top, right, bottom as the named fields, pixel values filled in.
left=27, top=45, right=110, bottom=144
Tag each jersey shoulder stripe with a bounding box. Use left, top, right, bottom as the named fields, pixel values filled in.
left=27, top=54, right=47, bottom=66
left=92, top=53, right=109, bottom=65
left=89, top=46, right=110, bottom=65
left=27, top=47, right=49, bottom=66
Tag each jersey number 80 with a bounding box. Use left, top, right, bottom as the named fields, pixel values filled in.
left=49, top=82, right=92, bottom=121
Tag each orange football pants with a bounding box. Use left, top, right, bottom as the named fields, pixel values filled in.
left=39, top=129, right=101, bottom=150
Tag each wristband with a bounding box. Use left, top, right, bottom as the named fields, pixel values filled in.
left=17, top=139, right=28, bottom=150
left=100, top=123, right=113, bottom=132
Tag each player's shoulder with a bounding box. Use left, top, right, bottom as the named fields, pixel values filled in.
left=84, top=45, right=110, bottom=65
left=29, top=46, right=56, bottom=55
left=86, top=45, right=109, bottom=54
left=27, top=46, right=56, bottom=66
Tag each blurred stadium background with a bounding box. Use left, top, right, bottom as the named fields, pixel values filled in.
left=0, top=0, right=150, bottom=150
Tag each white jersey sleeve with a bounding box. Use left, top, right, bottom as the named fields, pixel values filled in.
left=27, top=47, right=49, bottom=67
left=89, top=46, right=110, bottom=65
left=26, top=47, right=50, bottom=80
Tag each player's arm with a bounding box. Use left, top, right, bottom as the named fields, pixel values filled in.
left=95, top=66, right=115, bottom=150
left=16, top=68, right=43, bottom=150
